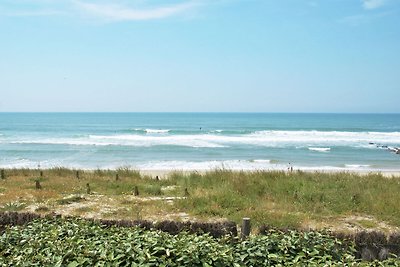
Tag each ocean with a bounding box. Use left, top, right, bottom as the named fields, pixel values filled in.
left=0, top=113, right=399, bottom=171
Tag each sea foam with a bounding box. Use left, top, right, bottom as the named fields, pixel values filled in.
left=308, top=147, right=331, bottom=152
left=145, top=129, right=170, bottom=134
left=134, top=160, right=277, bottom=171
left=2, top=113, right=400, bottom=172
left=344, top=164, right=370, bottom=168
left=0, top=159, right=387, bottom=172
left=7, top=130, right=400, bottom=149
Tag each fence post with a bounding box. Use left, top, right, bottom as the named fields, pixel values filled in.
left=134, top=186, right=139, bottom=196
left=86, top=183, right=91, bottom=194
left=76, top=171, right=80, bottom=179
left=184, top=188, right=190, bottom=197
left=35, top=180, right=42, bottom=190
left=1, top=169, right=5, bottom=180
left=241, top=217, right=251, bottom=240
left=116, top=173, right=119, bottom=181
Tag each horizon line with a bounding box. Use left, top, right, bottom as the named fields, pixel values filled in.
left=0, top=111, right=399, bottom=115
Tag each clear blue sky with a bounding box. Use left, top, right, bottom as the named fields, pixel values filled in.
left=0, top=0, right=399, bottom=112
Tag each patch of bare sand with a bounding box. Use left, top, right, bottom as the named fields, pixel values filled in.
left=24, top=192, right=196, bottom=222
left=304, top=215, right=400, bottom=234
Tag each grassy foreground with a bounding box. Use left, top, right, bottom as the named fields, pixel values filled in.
left=0, top=168, right=400, bottom=232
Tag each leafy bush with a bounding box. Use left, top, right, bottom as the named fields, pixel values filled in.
left=0, top=217, right=381, bottom=266
left=238, top=229, right=356, bottom=266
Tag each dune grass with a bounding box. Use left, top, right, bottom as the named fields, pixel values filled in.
left=170, top=170, right=400, bottom=229
left=0, top=168, right=399, bottom=231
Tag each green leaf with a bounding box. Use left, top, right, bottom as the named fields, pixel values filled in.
left=67, top=261, right=79, bottom=267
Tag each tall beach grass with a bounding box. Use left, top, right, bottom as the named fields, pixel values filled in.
left=0, top=168, right=399, bottom=230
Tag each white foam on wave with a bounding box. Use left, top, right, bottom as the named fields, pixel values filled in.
left=0, top=158, right=63, bottom=169
left=298, top=166, right=347, bottom=171
left=252, top=159, right=272, bottom=163
left=6, top=130, right=400, bottom=149
left=387, top=146, right=400, bottom=152
left=0, top=158, right=33, bottom=169
left=11, top=134, right=226, bottom=148
left=11, top=139, right=115, bottom=147
left=145, top=129, right=170, bottom=134
left=0, top=159, right=277, bottom=171
left=345, top=164, right=370, bottom=168
left=131, top=128, right=170, bottom=134
left=89, top=134, right=225, bottom=148
left=118, top=161, right=385, bottom=172
left=248, top=130, right=400, bottom=148
left=134, top=160, right=278, bottom=171
left=308, top=147, right=331, bottom=152
left=0, top=159, right=396, bottom=172
left=0, top=161, right=93, bottom=170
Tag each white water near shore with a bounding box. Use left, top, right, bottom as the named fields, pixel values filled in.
left=4, top=130, right=400, bottom=148
left=1, top=113, right=399, bottom=172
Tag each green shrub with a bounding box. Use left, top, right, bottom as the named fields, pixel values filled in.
left=0, top=217, right=382, bottom=266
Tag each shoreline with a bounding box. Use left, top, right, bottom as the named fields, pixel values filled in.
left=137, top=169, right=400, bottom=178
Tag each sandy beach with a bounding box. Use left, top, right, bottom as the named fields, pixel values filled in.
left=138, top=169, right=400, bottom=179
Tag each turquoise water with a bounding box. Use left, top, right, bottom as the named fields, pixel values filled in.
left=0, top=113, right=399, bottom=171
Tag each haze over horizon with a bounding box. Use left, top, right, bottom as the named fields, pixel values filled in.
left=1, top=0, right=399, bottom=113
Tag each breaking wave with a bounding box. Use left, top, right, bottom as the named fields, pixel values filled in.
left=308, top=147, right=331, bottom=152
left=6, top=130, right=400, bottom=149
left=132, top=128, right=171, bottom=134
